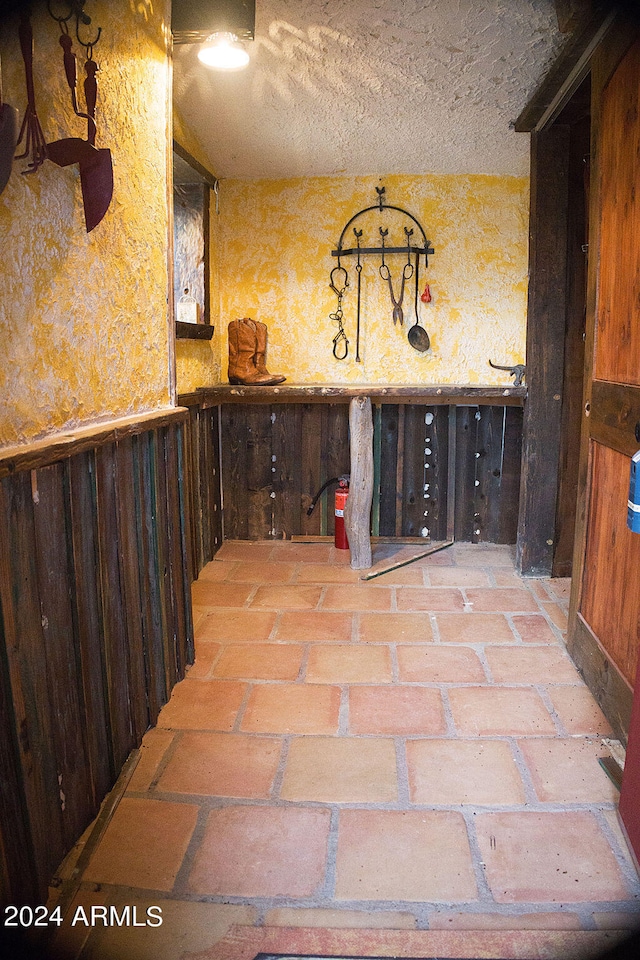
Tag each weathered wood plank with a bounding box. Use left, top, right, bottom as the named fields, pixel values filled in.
left=114, top=438, right=149, bottom=745
left=301, top=405, right=323, bottom=536
left=454, top=406, right=479, bottom=541
left=517, top=125, right=570, bottom=576
left=498, top=406, right=524, bottom=544
left=95, top=445, right=135, bottom=771
left=378, top=405, right=399, bottom=538
left=0, top=607, right=39, bottom=905
left=272, top=404, right=303, bottom=539
left=344, top=397, right=373, bottom=569
left=0, top=472, right=66, bottom=895
left=401, top=405, right=427, bottom=538
left=220, top=405, right=249, bottom=540
left=246, top=406, right=274, bottom=539
left=321, top=405, right=350, bottom=537
left=192, top=384, right=526, bottom=408
left=425, top=406, right=449, bottom=543
left=133, top=433, right=165, bottom=726
left=0, top=408, right=189, bottom=480
left=67, top=452, right=113, bottom=804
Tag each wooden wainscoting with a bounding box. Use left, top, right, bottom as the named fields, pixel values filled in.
left=0, top=411, right=193, bottom=905
left=202, top=401, right=522, bottom=545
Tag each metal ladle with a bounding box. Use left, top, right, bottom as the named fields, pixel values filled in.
left=408, top=250, right=430, bottom=352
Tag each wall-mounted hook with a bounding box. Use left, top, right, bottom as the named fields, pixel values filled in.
left=47, top=1, right=101, bottom=53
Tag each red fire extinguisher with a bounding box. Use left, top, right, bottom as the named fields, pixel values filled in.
left=306, top=475, right=350, bottom=549
left=334, top=479, right=350, bottom=550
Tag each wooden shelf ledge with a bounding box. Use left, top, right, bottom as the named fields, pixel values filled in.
left=0, top=407, right=189, bottom=478
left=178, top=383, right=527, bottom=408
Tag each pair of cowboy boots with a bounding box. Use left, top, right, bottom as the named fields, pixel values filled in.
left=227, top=318, right=286, bottom=386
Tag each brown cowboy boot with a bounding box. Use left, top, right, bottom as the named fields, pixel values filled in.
left=241, top=318, right=286, bottom=384
left=227, top=319, right=280, bottom=385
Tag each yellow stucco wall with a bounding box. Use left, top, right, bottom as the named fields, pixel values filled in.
left=217, top=174, right=528, bottom=385
left=173, top=108, right=221, bottom=393
left=0, top=0, right=173, bottom=448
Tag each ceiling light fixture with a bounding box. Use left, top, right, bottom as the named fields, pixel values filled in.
left=197, top=30, right=250, bottom=70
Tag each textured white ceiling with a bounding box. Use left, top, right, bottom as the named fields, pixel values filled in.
left=173, top=0, right=567, bottom=178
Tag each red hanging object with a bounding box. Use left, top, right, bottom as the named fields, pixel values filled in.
left=421, top=283, right=432, bottom=304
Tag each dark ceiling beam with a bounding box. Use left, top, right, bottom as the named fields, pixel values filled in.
left=515, top=2, right=614, bottom=132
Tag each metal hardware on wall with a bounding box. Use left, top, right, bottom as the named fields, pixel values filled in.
left=172, top=0, right=256, bottom=44
left=329, top=186, right=435, bottom=359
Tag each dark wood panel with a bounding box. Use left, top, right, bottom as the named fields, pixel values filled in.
left=424, top=406, right=450, bottom=542
left=221, top=404, right=250, bottom=539
left=246, top=406, right=275, bottom=539
left=0, top=422, right=193, bottom=906
left=581, top=442, right=640, bottom=688
left=33, top=464, right=94, bottom=851
left=215, top=401, right=522, bottom=544
left=455, top=407, right=479, bottom=541
left=114, top=438, right=150, bottom=745
left=378, top=405, right=399, bottom=537
left=553, top=113, right=589, bottom=577
left=0, top=606, right=39, bottom=905
left=595, top=37, right=640, bottom=385
left=498, top=407, right=524, bottom=544
left=0, top=472, right=66, bottom=894
left=67, top=453, right=113, bottom=804
left=133, top=433, right=166, bottom=725
left=321, top=405, right=350, bottom=537
left=95, top=445, right=136, bottom=771
left=401, top=405, right=427, bottom=537
left=476, top=406, right=506, bottom=542
left=517, top=125, right=571, bottom=576
left=272, top=405, right=303, bottom=539
left=300, top=405, right=323, bottom=536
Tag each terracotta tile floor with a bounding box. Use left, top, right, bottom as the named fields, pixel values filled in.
left=58, top=541, right=640, bottom=960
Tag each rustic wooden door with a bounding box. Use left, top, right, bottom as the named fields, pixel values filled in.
left=566, top=23, right=640, bottom=858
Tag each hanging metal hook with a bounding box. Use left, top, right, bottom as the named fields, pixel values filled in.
left=47, top=1, right=101, bottom=51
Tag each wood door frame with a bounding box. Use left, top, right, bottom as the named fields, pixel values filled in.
left=566, top=18, right=640, bottom=741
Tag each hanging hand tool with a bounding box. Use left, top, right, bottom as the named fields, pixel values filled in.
left=0, top=53, right=19, bottom=194
left=379, top=226, right=413, bottom=325
left=408, top=249, right=430, bottom=352
left=46, top=22, right=99, bottom=166
left=14, top=10, right=47, bottom=174
left=329, top=263, right=349, bottom=360
left=354, top=228, right=363, bottom=362
left=78, top=52, right=113, bottom=232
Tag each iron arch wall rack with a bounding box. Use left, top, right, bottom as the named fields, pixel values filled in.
left=331, top=186, right=435, bottom=262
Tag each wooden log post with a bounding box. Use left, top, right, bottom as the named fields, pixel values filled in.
left=344, top=396, right=373, bottom=569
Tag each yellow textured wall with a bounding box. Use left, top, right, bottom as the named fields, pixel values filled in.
left=173, top=107, right=221, bottom=393
left=0, top=0, right=172, bottom=448
left=218, top=174, right=528, bottom=385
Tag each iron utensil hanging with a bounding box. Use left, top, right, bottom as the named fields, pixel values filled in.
left=354, top=228, right=363, bottom=362
left=79, top=54, right=113, bottom=232
left=379, top=226, right=413, bottom=325
left=329, top=263, right=349, bottom=360
left=0, top=53, right=19, bottom=194
left=46, top=23, right=100, bottom=167
left=408, top=249, right=430, bottom=352
left=14, top=11, right=47, bottom=174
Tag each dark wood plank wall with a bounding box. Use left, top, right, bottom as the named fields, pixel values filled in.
left=211, top=402, right=522, bottom=545
left=516, top=125, right=571, bottom=577
left=0, top=418, right=193, bottom=906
